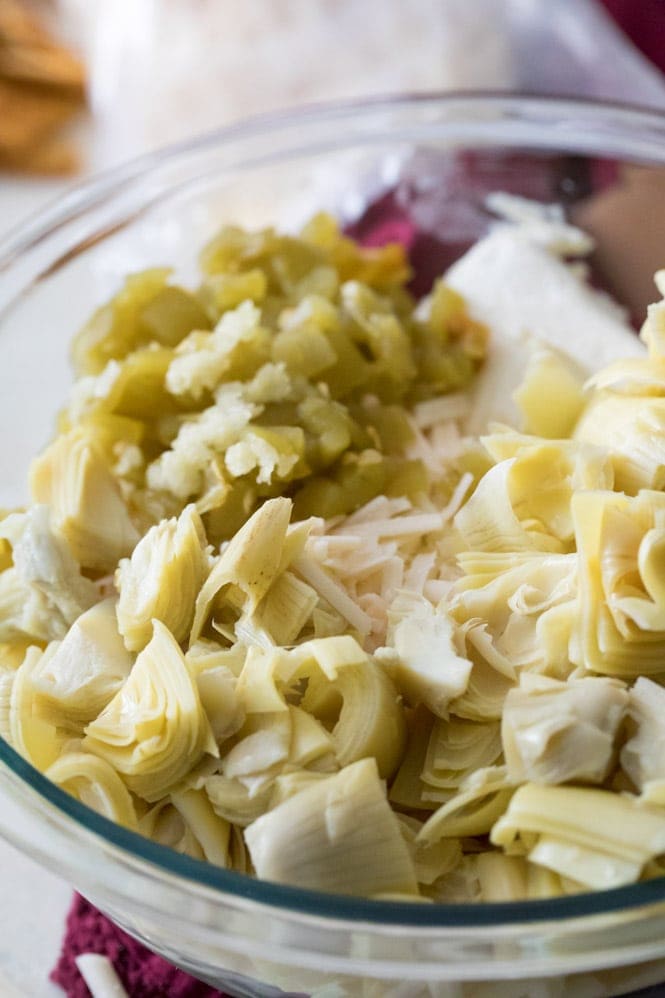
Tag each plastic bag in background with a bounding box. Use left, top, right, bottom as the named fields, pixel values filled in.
left=507, top=0, right=665, bottom=107
left=57, top=0, right=665, bottom=171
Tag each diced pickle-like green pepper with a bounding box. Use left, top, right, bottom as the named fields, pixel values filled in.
left=61, top=216, right=487, bottom=540
left=203, top=479, right=257, bottom=545
left=319, top=326, right=371, bottom=399
left=385, top=458, right=429, bottom=499
left=272, top=323, right=337, bottom=379
left=198, top=270, right=268, bottom=321
left=298, top=397, right=355, bottom=469
left=356, top=404, right=415, bottom=454
left=71, top=269, right=172, bottom=375
left=140, top=286, right=211, bottom=346
left=108, top=348, right=179, bottom=420
left=292, top=452, right=387, bottom=520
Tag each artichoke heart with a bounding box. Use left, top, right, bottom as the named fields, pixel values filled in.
left=317, top=656, right=406, bottom=780
left=83, top=620, right=217, bottom=801
left=490, top=783, right=665, bottom=889
left=9, top=646, right=67, bottom=771
left=418, top=765, right=515, bottom=843
left=46, top=751, right=138, bottom=829
left=191, top=497, right=293, bottom=641
left=621, top=677, right=665, bottom=802
left=170, top=787, right=231, bottom=867
left=116, top=503, right=209, bottom=651
left=512, top=344, right=586, bottom=439
left=244, top=757, right=418, bottom=896
left=501, top=673, right=628, bottom=785
left=31, top=598, right=133, bottom=727
left=421, top=716, right=502, bottom=800
left=387, top=593, right=472, bottom=718
left=0, top=505, right=98, bottom=643
left=572, top=489, right=665, bottom=675
left=30, top=429, right=139, bottom=572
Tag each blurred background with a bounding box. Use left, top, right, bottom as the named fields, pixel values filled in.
left=1, top=0, right=665, bottom=236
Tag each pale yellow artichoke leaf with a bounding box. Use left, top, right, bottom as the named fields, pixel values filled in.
left=236, top=646, right=289, bottom=715
left=572, top=490, right=665, bottom=676
left=284, top=636, right=406, bottom=778
left=397, top=814, right=462, bottom=887
left=186, top=638, right=247, bottom=675
left=574, top=394, right=665, bottom=493
left=450, top=554, right=577, bottom=677
left=84, top=620, right=217, bottom=802
left=221, top=711, right=292, bottom=782
left=170, top=787, right=231, bottom=867
left=244, top=757, right=419, bottom=897
left=621, top=677, right=665, bottom=795
left=640, top=284, right=665, bottom=358
left=204, top=773, right=273, bottom=827
left=30, top=430, right=139, bottom=572
left=0, top=660, right=16, bottom=741
left=286, top=634, right=368, bottom=682
left=501, top=673, right=627, bottom=785
left=190, top=497, right=293, bottom=642
left=45, top=751, right=138, bottom=829
left=585, top=356, right=665, bottom=396
left=454, top=460, right=563, bottom=555
left=490, top=783, right=665, bottom=889
left=268, top=769, right=331, bottom=809
left=0, top=567, right=56, bottom=644
left=481, top=433, right=612, bottom=545
left=191, top=658, right=245, bottom=744
left=475, top=852, right=528, bottom=902
left=386, top=593, right=472, bottom=718
left=448, top=642, right=516, bottom=723
left=116, top=504, right=209, bottom=652
left=326, top=657, right=406, bottom=780
left=0, top=506, right=98, bottom=642
left=528, top=835, right=641, bottom=890
left=475, top=852, right=570, bottom=902
left=31, top=598, right=133, bottom=728
left=9, top=646, right=67, bottom=772
left=422, top=716, right=502, bottom=792
left=389, top=705, right=437, bottom=811
left=287, top=705, right=335, bottom=769
left=137, top=799, right=204, bottom=861
left=249, top=570, right=318, bottom=646
left=512, top=345, right=586, bottom=439
left=417, top=765, right=515, bottom=844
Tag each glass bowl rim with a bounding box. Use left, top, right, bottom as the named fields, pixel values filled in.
left=2, top=90, right=665, bottom=930
left=2, top=89, right=665, bottom=261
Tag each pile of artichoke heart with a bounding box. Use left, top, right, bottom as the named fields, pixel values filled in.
left=4, top=213, right=665, bottom=903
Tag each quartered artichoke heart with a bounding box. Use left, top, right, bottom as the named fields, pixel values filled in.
left=244, top=757, right=419, bottom=897
left=83, top=620, right=217, bottom=802
left=116, top=503, right=209, bottom=652
left=29, top=599, right=132, bottom=733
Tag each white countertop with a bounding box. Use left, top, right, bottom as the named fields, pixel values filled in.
left=0, top=180, right=82, bottom=998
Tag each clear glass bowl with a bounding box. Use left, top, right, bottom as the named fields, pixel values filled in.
left=2, top=94, right=665, bottom=998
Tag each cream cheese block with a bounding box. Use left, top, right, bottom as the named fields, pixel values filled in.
left=445, top=227, right=645, bottom=434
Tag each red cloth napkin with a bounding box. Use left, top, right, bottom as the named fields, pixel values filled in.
left=51, top=895, right=226, bottom=998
